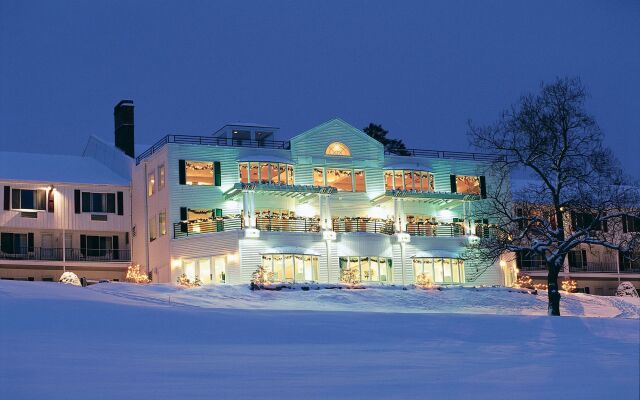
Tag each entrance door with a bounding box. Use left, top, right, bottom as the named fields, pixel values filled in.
left=214, top=257, right=226, bottom=283
left=41, top=233, right=54, bottom=259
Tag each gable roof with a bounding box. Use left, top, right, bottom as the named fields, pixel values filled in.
left=0, top=152, right=130, bottom=186
left=290, top=118, right=383, bottom=149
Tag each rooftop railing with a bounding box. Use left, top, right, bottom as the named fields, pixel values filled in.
left=136, top=135, right=290, bottom=164
left=136, top=133, right=504, bottom=164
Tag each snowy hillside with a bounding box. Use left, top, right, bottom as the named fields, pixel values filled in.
left=1, top=281, right=638, bottom=399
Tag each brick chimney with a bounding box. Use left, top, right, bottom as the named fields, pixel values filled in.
left=114, top=100, right=135, bottom=158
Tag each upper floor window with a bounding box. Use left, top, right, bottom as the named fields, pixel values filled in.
left=313, top=168, right=325, bottom=186
left=11, top=189, right=46, bottom=211
left=239, top=162, right=294, bottom=185
left=623, top=214, right=640, bottom=233
left=325, top=142, right=351, bottom=156
left=147, top=171, right=155, bottom=197
left=82, top=192, right=116, bottom=214
left=158, top=164, right=166, bottom=190
left=384, top=170, right=434, bottom=192
left=178, top=160, right=221, bottom=186
left=452, top=175, right=481, bottom=195
left=324, top=168, right=366, bottom=192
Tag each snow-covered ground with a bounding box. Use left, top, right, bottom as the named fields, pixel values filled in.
left=1, top=281, right=638, bottom=399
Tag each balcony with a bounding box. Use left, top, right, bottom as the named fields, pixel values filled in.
left=0, top=247, right=131, bottom=262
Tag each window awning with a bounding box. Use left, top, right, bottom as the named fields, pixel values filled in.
left=411, top=250, right=461, bottom=259
left=262, top=247, right=321, bottom=256
left=370, top=190, right=480, bottom=206
left=383, top=163, right=432, bottom=172
left=237, top=155, right=292, bottom=163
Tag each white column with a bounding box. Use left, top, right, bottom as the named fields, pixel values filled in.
left=242, top=190, right=250, bottom=228
left=249, top=190, right=256, bottom=228
left=320, top=194, right=332, bottom=230
left=393, top=198, right=406, bottom=233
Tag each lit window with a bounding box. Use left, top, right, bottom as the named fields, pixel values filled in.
left=261, top=253, right=319, bottom=282
left=159, top=211, right=166, bottom=236
left=147, top=172, right=155, bottom=197
left=339, top=256, right=393, bottom=282
left=149, top=215, right=157, bottom=242
left=238, top=162, right=294, bottom=184
left=239, top=163, right=249, bottom=183
left=413, top=257, right=464, bottom=284
left=354, top=170, right=366, bottom=192
left=313, top=168, right=325, bottom=186
left=158, top=165, right=165, bottom=190
left=326, top=169, right=353, bottom=191
left=456, top=175, right=481, bottom=195
left=325, top=142, right=351, bottom=156
left=185, top=161, right=214, bottom=185
left=384, top=170, right=435, bottom=192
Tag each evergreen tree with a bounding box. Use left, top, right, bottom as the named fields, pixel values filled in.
left=363, top=123, right=411, bottom=155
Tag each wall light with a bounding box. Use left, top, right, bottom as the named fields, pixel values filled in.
left=296, top=203, right=316, bottom=218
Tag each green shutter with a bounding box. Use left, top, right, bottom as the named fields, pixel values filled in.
left=3, top=186, right=10, bottom=210
left=479, top=176, right=487, bottom=198
left=214, top=161, right=221, bottom=186
left=27, top=233, right=34, bottom=253
left=80, top=235, right=87, bottom=256
left=178, top=160, right=186, bottom=185
left=117, top=191, right=124, bottom=216
left=450, top=175, right=457, bottom=193
left=74, top=190, right=81, bottom=213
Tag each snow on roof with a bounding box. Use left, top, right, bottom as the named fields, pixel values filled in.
left=384, top=162, right=432, bottom=172
left=223, top=122, right=278, bottom=129
left=0, top=152, right=130, bottom=186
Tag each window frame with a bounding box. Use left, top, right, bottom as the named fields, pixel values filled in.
left=10, top=188, right=46, bottom=211
left=238, top=162, right=294, bottom=185
left=384, top=170, right=434, bottom=192
left=147, top=170, right=156, bottom=197
left=185, top=160, right=215, bottom=186
left=325, top=142, right=352, bottom=157
left=81, top=192, right=116, bottom=214
left=158, top=164, right=166, bottom=190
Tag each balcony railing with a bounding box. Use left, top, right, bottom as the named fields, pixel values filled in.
left=173, top=217, right=242, bottom=239
left=0, top=247, right=131, bottom=262
left=257, top=217, right=321, bottom=233
left=406, top=223, right=466, bottom=237
left=332, top=218, right=394, bottom=234
left=568, top=262, right=639, bottom=273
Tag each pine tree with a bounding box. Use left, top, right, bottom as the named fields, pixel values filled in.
left=363, top=123, right=411, bottom=156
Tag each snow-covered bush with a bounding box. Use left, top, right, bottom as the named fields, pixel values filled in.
left=59, top=271, right=81, bottom=286
left=125, top=264, right=150, bottom=284
left=176, top=273, right=201, bottom=288
left=616, top=281, right=639, bottom=298
left=251, top=265, right=274, bottom=286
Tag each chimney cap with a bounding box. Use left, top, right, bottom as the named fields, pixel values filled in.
left=115, top=99, right=134, bottom=109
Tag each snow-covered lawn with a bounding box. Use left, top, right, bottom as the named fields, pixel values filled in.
left=1, top=281, right=638, bottom=399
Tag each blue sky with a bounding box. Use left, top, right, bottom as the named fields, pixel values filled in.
left=1, top=0, right=638, bottom=174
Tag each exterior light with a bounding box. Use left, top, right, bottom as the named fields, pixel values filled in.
left=322, top=230, right=336, bottom=241
left=171, top=259, right=182, bottom=269
left=369, top=205, right=387, bottom=219
left=245, top=228, right=260, bottom=238
left=467, top=235, right=480, bottom=244
left=227, top=253, right=239, bottom=263
left=296, top=203, right=316, bottom=218
left=395, top=232, right=410, bottom=243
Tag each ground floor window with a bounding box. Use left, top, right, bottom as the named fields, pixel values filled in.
left=339, top=256, right=392, bottom=282
left=412, top=257, right=464, bottom=284
left=261, top=253, right=319, bottom=282
left=182, top=256, right=226, bottom=284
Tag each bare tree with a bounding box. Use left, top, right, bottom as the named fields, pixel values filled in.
left=467, top=77, right=639, bottom=316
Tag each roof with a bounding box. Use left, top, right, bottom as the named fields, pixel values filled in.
left=237, top=154, right=291, bottom=163
left=0, top=152, right=130, bottom=186
left=383, top=162, right=432, bottom=172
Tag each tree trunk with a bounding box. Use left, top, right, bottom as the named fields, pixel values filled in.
left=547, top=267, right=561, bottom=316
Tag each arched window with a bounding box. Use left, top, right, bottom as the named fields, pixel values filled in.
left=325, top=142, right=351, bottom=156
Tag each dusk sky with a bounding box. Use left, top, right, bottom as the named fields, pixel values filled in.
left=1, top=0, right=638, bottom=174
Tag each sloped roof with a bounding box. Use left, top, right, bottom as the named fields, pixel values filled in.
left=290, top=118, right=383, bottom=149
left=0, top=152, right=130, bottom=186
